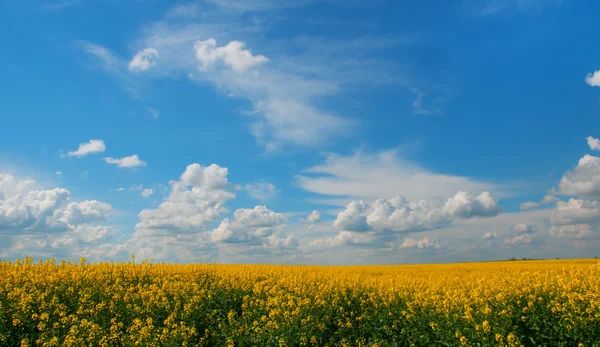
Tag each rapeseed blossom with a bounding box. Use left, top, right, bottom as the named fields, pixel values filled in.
left=0, top=258, right=599, bottom=346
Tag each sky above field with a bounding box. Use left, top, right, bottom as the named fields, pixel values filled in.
left=1, top=0, right=600, bottom=264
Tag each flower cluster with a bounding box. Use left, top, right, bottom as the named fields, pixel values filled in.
left=1, top=257, right=599, bottom=346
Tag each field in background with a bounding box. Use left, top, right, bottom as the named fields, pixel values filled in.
left=1, top=258, right=599, bottom=346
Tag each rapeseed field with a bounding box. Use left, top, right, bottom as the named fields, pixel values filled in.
left=1, top=258, right=599, bottom=346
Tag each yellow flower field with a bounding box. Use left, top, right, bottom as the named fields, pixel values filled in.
left=1, top=258, right=599, bottom=346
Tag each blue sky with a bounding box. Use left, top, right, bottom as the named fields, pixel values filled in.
left=1, top=0, right=600, bottom=264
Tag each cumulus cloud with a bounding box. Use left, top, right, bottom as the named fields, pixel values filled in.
left=104, top=154, right=147, bottom=169
left=305, top=231, right=354, bottom=252
left=542, top=195, right=559, bottom=204
left=546, top=139, right=600, bottom=240
left=0, top=176, right=113, bottom=234
left=442, top=191, right=499, bottom=218
left=587, top=136, right=600, bottom=150
left=504, top=234, right=533, bottom=245
left=194, top=38, right=268, bottom=72
left=141, top=188, right=154, bottom=198
left=550, top=198, right=600, bottom=226
left=63, top=139, right=106, bottom=158
left=0, top=172, right=115, bottom=259
left=333, top=191, right=499, bottom=234
left=117, top=187, right=125, bottom=192
left=134, top=163, right=234, bottom=236
left=244, top=181, right=277, bottom=201
left=511, top=223, right=537, bottom=234
left=209, top=205, right=286, bottom=243
left=128, top=48, right=159, bottom=72
left=180, top=163, right=228, bottom=190
left=399, top=237, right=439, bottom=249
left=298, top=210, right=321, bottom=231
left=585, top=71, right=600, bottom=87
left=554, top=155, right=600, bottom=198
left=62, top=200, right=114, bottom=225
left=549, top=224, right=592, bottom=239
left=483, top=232, right=498, bottom=240
left=310, top=190, right=499, bottom=251
left=519, top=194, right=558, bottom=211
left=306, top=210, right=321, bottom=224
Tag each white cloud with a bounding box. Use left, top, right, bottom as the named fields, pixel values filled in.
left=194, top=38, right=268, bottom=72
left=306, top=210, right=321, bottom=224
left=555, top=155, right=600, bottom=198
left=305, top=231, right=354, bottom=252
left=244, top=181, right=277, bottom=201
left=347, top=191, right=498, bottom=234
left=550, top=198, right=600, bottom=226
left=519, top=201, right=540, bottom=210
left=298, top=210, right=321, bottom=231
left=0, top=187, right=71, bottom=233
left=141, top=188, right=154, bottom=198
left=549, top=224, right=592, bottom=238
left=128, top=48, right=159, bottom=72
left=511, top=223, right=537, bottom=234
left=483, top=232, right=498, bottom=240
left=0, top=172, right=115, bottom=260
left=332, top=200, right=371, bottom=232
left=63, top=139, right=106, bottom=158
left=504, top=234, right=533, bottom=245
left=546, top=139, right=600, bottom=240
left=62, top=200, right=113, bottom=225
left=131, top=24, right=357, bottom=151
left=310, top=190, right=499, bottom=252
left=400, top=237, right=439, bottom=249
left=55, top=171, right=62, bottom=176
left=296, top=149, right=510, bottom=203
left=519, top=194, right=559, bottom=211
left=587, top=136, right=600, bottom=150
left=117, top=188, right=125, bottom=192
left=180, top=163, right=228, bottom=190
left=113, top=163, right=301, bottom=262
left=209, top=205, right=285, bottom=243
left=542, top=194, right=559, bottom=204
left=442, top=191, right=499, bottom=218
left=104, top=154, right=147, bottom=169
left=585, top=71, right=600, bottom=87
left=135, top=163, right=234, bottom=236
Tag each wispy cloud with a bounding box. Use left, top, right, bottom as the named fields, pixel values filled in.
left=147, top=108, right=160, bottom=119
left=463, top=0, right=565, bottom=17
left=295, top=148, right=513, bottom=204
left=106, top=3, right=424, bottom=151
left=42, top=0, right=81, bottom=10
left=244, top=181, right=278, bottom=201
left=81, top=42, right=123, bottom=73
